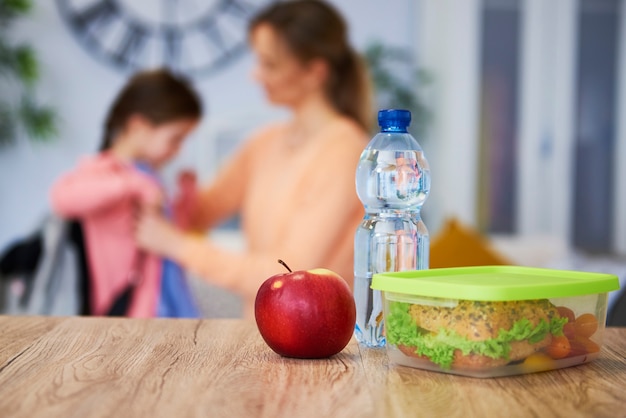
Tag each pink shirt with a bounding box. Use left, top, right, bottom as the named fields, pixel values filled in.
left=50, top=153, right=161, bottom=317
left=179, top=117, right=368, bottom=317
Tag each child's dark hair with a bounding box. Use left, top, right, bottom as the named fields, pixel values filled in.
left=100, top=69, right=202, bottom=151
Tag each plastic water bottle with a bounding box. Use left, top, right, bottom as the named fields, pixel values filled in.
left=354, top=109, right=431, bottom=347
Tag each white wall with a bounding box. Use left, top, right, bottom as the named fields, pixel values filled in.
left=414, top=0, right=482, bottom=233
left=517, top=0, right=577, bottom=240
left=0, top=0, right=416, bottom=250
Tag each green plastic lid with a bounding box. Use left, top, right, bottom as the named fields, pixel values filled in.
left=371, top=266, right=620, bottom=301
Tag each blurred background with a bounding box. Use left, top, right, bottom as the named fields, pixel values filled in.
left=1, top=0, right=625, bottom=314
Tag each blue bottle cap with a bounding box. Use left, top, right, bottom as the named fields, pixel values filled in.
left=378, top=109, right=411, bottom=132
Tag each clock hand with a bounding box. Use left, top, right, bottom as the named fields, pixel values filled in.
left=162, top=0, right=179, bottom=26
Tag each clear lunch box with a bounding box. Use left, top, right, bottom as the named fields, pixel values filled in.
left=371, top=266, right=620, bottom=378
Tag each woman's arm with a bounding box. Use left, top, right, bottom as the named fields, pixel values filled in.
left=137, top=134, right=364, bottom=302
left=180, top=171, right=361, bottom=296
left=177, top=127, right=275, bottom=231
left=51, top=155, right=161, bottom=218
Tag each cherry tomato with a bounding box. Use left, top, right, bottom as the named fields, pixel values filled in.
left=522, top=353, right=555, bottom=372
left=574, top=313, right=598, bottom=338
left=569, top=337, right=587, bottom=357
left=556, top=306, right=576, bottom=323
left=563, top=322, right=576, bottom=339
left=545, top=335, right=571, bottom=359
left=578, top=336, right=600, bottom=353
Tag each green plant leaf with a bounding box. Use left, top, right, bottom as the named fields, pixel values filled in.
left=0, top=44, right=39, bottom=84
left=363, top=40, right=433, bottom=138
left=0, top=39, right=14, bottom=69
left=0, top=0, right=55, bottom=148
left=20, top=97, right=57, bottom=140
left=0, top=103, right=16, bottom=145
left=0, top=0, right=31, bottom=14
left=15, top=45, right=38, bottom=85
left=0, top=0, right=31, bottom=27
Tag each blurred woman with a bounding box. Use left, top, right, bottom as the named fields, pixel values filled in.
left=136, top=0, right=372, bottom=318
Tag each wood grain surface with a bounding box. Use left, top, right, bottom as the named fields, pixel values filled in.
left=0, top=316, right=624, bottom=418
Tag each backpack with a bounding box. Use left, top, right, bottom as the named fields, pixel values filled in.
left=0, top=214, right=89, bottom=316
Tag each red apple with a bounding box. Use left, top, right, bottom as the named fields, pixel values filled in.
left=254, top=260, right=356, bottom=359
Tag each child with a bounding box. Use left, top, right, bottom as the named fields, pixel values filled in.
left=50, top=69, right=202, bottom=318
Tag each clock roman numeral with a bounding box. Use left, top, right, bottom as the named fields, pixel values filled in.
left=199, top=21, right=227, bottom=54
left=112, top=22, right=148, bottom=68
left=219, top=0, right=258, bottom=19
left=69, top=0, right=119, bottom=37
left=163, top=29, right=182, bottom=70
left=197, top=0, right=254, bottom=57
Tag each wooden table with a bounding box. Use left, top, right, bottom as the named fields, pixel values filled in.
left=0, top=316, right=624, bottom=418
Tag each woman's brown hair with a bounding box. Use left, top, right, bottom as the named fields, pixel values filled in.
left=100, top=68, right=202, bottom=151
left=249, top=0, right=373, bottom=131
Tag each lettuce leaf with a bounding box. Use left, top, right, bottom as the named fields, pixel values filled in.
left=387, top=301, right=568, bottom=369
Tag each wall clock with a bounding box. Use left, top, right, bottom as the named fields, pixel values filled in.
left=55, top=0, right=273, bottom=78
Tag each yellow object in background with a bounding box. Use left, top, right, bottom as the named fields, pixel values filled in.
left=429, top=218, right=511, bottom=268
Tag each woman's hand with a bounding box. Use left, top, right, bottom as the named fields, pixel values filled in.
left=135, top=206, right=184, bottom=259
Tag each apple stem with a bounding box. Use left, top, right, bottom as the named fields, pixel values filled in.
left=277, top=259, right=292, bottom=273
